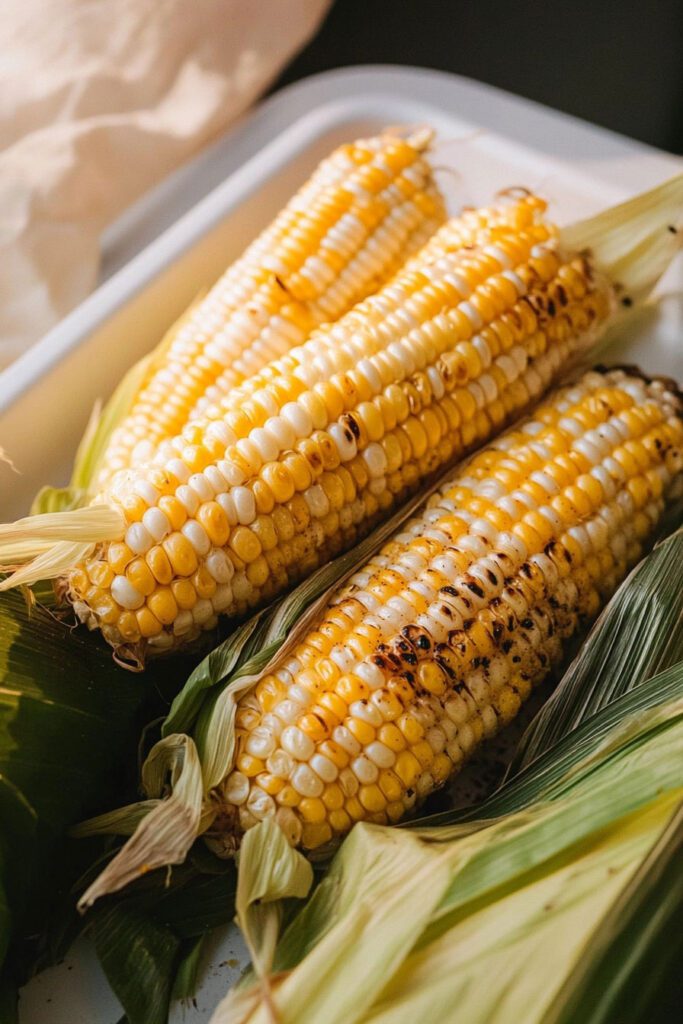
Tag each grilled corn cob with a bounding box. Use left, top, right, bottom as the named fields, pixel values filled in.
left=98, top=131, right=447, bottom=483
left=64, top=214, right=614, bottom=655
left=215, top=368, right=683, bottom=851
left=3, top=176, right=681, bottom=661
left=0, top=228, right=616, bottom=648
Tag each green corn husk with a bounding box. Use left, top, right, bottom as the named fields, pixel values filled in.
left=0, top=588, right=193, bottom=1015
left=210, top=673, right=683, bottom=1024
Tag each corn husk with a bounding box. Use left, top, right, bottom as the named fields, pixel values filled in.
left=210, top=671, right=683, bottom=1024
left=0, top=587, right=191, bottom=1012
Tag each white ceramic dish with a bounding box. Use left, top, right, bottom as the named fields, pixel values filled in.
left=12, top=65, right=683, bottom=1022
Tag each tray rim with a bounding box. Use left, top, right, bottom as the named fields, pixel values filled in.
left=2, top=64, right=680, bottom=420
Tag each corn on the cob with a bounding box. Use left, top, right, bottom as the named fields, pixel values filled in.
left=84, top=212, right=612, bottom=650
left=1, top=216, right=615, bottom=655
left=97, top=131, right=447, bottom=483
left=214, top=368, right=683, bottom=852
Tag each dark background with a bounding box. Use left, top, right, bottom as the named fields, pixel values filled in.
left=276, top=0, right=683, bottom=154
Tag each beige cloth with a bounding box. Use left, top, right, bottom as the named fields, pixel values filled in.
left=0, top=0, right=330, bottom=367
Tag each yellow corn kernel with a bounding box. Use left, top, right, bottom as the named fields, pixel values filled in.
left=276, top=785, right=301, bottom=807
left=230, top=526, right=262, bottom=563
left=398, top=714, right=424, bottom=745
left=378, top=769, right=403, bottom=802
left=345, top=796, right=365, bottom=822
left=236, top=753, right=265, bottom=778
left=246, top=555, right=269, bottom=589
left=336, top=675, right=370, bottom=704
left=119, top=494, right=148, bottom=524
left=125, top=558, right=156, bottom=597
left=318, top=740, right=350, bottom=770
left=321, top=783, right=344, bottom=811
left=298, top=713, right=329, bottom=743
left=394, top=750, right=421, bottom=788
left=301, top=822, right=332, bottom=849
left=359, top=784, right=387, bottom=813
left=163, top=533, right=198, bottom=577
left=251, top=515, right=278, bottom=552
left=318, top=692, right=348, bottom=723
left=412, top=740, right=435, bottom=768
left=432, top=752, right=452, bottom=784
left=147, top=587, right=179, bottom=626
left=417, top=661, right=447, bottom=696
left=346, top=718, right=376, bottom=746
left=86, top=560, right=114, bottom=589
left=329, top=809, right=352, bottom=832
left=193, top=565, right=217, bottom=600
left=90, top=593, right=120, bottom=625
left=255, top=675, right=286, bottom=712
left=136, top=607, right=163, bottom=638
left=377, top=723, right=406, bottom=752
left=256, top=773, right=284, bottom=796
left=108, top=542, right=134, bottom=575
left=299, top=797, right=327, bottom=823
left=116, top=611, right=140, bottom=642
left=196, top=502, right=230, bottom=547
left=158, top=495, right=187, bottom=531
left=171, top=578, right=197, bottom=610
left=146, top=545, right=173, bottom=585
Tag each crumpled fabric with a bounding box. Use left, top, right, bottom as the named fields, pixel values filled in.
left=0, top=0, right=330, bottom=368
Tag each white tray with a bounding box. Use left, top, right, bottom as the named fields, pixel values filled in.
left=13, top=65, right=683, bottom=1022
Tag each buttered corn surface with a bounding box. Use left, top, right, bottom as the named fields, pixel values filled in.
left=212, top=368, right=683, bottom=851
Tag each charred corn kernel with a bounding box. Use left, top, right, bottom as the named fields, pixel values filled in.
left=215, top=369, right=683, bottom=851
left=96, top=131, right=447, bottom=483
